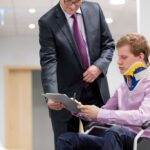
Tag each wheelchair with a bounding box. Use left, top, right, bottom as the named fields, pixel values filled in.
left=84, top=120, right=150, bottom=150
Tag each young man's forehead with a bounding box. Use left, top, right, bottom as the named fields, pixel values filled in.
left=117, top=45, right=134, bottom=55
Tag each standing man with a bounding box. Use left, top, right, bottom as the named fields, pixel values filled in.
left=39, top=0, right=114, bottom=148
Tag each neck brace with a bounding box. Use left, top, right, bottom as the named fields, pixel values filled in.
left=134, top=66, right=150, bottom=80
left=123, top=62, right=146, bottom=91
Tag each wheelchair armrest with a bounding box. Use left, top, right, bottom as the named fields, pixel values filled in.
left=133, top=120, right=150, bottom=150
left=141, top=120, right=150, bottom=130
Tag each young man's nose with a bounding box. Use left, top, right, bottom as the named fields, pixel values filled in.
left=117, top=58, right=122, bottom=65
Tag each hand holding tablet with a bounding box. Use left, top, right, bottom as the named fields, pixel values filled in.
left=42, top=93, right=80, bottom=113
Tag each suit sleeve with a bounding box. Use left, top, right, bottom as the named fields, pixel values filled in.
left=93, top=4, right=115, bottom=75
left=39, top=19, right=58, bottom=93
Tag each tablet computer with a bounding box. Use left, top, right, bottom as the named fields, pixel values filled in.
left=42, top=93, right=80, bottom=113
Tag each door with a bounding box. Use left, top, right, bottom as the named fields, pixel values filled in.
left=5, top=66, right=39, bottom=150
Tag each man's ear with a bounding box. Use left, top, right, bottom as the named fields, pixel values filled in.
left=139, top=52, right=145, bottom=61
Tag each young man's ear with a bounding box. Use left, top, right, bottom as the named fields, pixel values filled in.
left=139, top=52, right=145, bottom=61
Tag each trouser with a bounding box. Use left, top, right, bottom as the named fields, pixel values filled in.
left=49, top=82, right=103, bottom=149
left=57, top=126, right=136, bottom=150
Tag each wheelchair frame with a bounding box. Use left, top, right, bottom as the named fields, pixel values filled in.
left=84, top=120, right=150, bottom=150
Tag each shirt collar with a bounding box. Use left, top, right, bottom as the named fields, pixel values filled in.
left=60, top=4, right=82, bottom=20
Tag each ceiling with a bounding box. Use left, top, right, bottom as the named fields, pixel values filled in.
left=0, top=0, right=137, bottom=39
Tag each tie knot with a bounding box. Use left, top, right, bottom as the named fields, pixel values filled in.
left=71, top=13, right=77, bottom=20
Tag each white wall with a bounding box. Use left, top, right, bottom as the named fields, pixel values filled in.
left=0, top=35, right=40, bottom=147
left=107, top=50, right=123, bottom=96
left=137, top=0, right=150, bottom=42
left=137, top=0, right=150, bottom=65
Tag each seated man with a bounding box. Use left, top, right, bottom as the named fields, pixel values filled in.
left=56, top=33, right=150, bottom=150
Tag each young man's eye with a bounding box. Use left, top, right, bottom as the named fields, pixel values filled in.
left=122, top=56, right=128, bottom=59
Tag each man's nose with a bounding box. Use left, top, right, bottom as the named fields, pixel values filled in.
left=70, top=3, right=77, bottom=9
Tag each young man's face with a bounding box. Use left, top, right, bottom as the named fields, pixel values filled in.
left=117, top=45, right=144, bottom=74
left=60, top=0, right=82, bottom=14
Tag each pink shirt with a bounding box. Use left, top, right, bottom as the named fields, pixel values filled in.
left=97, top=76, right=150, bottom=137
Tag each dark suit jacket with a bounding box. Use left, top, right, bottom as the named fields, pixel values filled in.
left=39, top=1, right=115, bottom=104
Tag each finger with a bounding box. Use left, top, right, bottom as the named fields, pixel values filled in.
left=50, top=105, right=65, bottom=110
left=83, top=71, right=95, bottom=80
left=48, top=100, right=61, bottom=105
left=76, top=100, right=81, bottom=105
left=83, top=77, right=94, bottom=83
left=77, top=104, right=84, bottom=109
left=55, top=105, right=65, bottom=110
left=83, top=67, right=91, bottom=76
left=83, top=71, right=88, bottom=77
left=90, top=79, right=95, bottom=83
left=71, top=98, right=79, bottom=102
left=83, top=66, right=95, bottom=77
left=48, top=102, right=64, bottom=108
left=83, top=74, right=93, bottom=82
left=78, top=105, right=88, bottom=112
left=48, top=103, right=61, bottom=107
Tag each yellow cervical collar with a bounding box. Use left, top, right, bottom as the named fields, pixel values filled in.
left=123, top=62, right=145, bottom=77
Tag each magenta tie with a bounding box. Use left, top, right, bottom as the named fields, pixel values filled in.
left=72, top=13, right=89, bottom=71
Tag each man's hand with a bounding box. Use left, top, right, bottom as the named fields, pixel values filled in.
left=83, top=65, right=101, bottom=83
left=47, top=99, right=65, bottom=110
left=77, top=104, right=100, bottom=120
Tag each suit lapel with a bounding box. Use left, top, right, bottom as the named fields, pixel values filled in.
left=54, top=4, right=83, bottom=68
left=81, top=4, right=92, bottom=61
